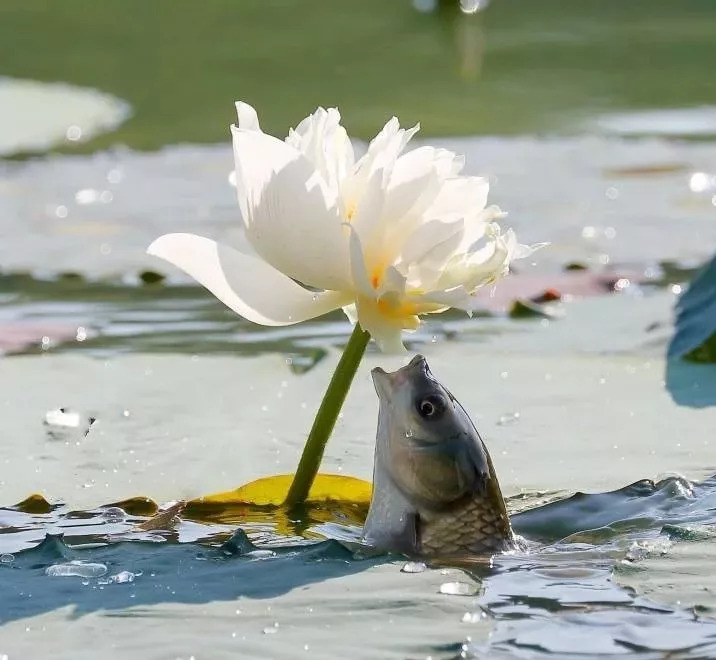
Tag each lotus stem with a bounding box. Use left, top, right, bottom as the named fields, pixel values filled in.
left=284, top=323, right=370, bottom=506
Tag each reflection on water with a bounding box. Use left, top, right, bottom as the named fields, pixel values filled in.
left=4, top=475, right=716, bottom=656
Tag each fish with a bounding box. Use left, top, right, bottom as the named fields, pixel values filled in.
left=363, top=354, right=515, bottom=557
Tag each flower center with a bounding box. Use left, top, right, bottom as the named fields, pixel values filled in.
left=371, top=269, right=381, bottom=289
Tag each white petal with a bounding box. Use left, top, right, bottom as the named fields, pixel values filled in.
left=341, top=303, right=359, bottom=324
left=285, top=107, right=354, bottom=194
left=350, top=167, right=387, bottom=255
left=235, top=102, right=261, bottom=132
left=354, top=298, right=407, bottom=353
left=231, top=127, right=349, bottom=291
left=378, top=265, right=407, bottom=297
left=399, top=218, right=464, bottom=268
left=383, top=147, right=445, bottom=223
left=147, top=233, right=350, bottom=326
left=347, top=225, right=374, bottom=297
left=425, top=176, right=489, bottom=220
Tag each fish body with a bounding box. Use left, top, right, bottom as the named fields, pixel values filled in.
left=363, top=355, right=514, bottom=557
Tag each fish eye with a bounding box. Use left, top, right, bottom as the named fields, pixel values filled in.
left=416, top=394, right=445, bottom=420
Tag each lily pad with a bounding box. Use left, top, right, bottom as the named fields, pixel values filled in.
left=184, top=474, right=372, bottom=529
left=668, top=254, right=716, bottom=363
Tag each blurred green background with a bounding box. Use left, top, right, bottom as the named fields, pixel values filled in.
left=2, top=0, right=715, bottom=150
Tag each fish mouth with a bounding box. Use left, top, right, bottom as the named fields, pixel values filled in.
left=371, top=355, right=429, bottom=399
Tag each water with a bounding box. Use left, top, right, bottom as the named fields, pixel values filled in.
left=5, top=477, right=716, bottom=657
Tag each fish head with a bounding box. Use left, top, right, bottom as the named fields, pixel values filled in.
left=371, top=354, right=489, bottom=510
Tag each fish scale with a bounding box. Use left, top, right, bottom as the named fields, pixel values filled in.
left=419, top=492, right=514, bottom=556
left=418, top=448, right=514, bottom=555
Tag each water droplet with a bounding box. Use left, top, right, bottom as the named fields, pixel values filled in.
left=262, top=622, right=279, bottom=634
left=55, top=205, right=68, bottom=219
left=461, top=611, right=487, bottom=623
left=100, top=243, right=112, bottom=255
left=102, top=507, right=126, bottom=523
left=0, top=553, right=14, bottom=563
left=497, top=412, right=520, bottom=426
left=109, top=570, right=136, bottom=584
left=689, top=171, right=713, bottom=193
left=246, top=550, right=276, bottom=560
left=671, top=284, right=683, bottom=295
left=401, top=561, right=427, bottom=574
left=75, top=188, right=98, bottom=205
left=44, top=408, right=81, bottom=428
left=227, top=171, right=237, bottom=187
left=405, top=428, right=415, bottom=438
left=439, top=581, right=478, bottom=596
left=76, top=326, right=88, bottom=342
left=46, top=561, right=107, bottom=578
left=605, top=187, right=619, bottom=200
left=581, top=226, right=597, bottom=239
left=66, top=125, right=82, bottom=141
left=459, top=0, right=491, bottom=13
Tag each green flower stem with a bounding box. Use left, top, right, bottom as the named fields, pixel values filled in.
left=284, top=323, right=371, bottom=507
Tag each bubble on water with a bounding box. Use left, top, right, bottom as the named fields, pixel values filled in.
left=439, top=581, right=478, bottom=596
left=109, top=570, right=136, bottom=584
left=76, top=326, right=88, bottom=342
left=102, top=507, right=126, bottom=523
left=44, top=408, right=81, bottom=428
left=401, top=561, right=427, bottom=574
left=0, top=553, right=14, bottom=563
left=462, top=611, right=487, bottom=623
left=405, top=428, right=415, bottom=438
left=66, top=125, right=82, bottom=141
left=55, top=205, right=69, bottom=219
left=246, top=550, right=277, bottom=560
left=689, top=171, right=714, bottom=193
left=75, top=188, right=99, bottom=205
left=46, top=561, right=107, bottom=578
left=497, top=412, right=520, bottom=426
left=460, top=0, right=491, bottom=13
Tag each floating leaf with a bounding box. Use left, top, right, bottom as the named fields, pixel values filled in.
left=668, top=255, right=716, bottom=363
left=191, top=473, right=372, bottom=507
left=106, top=496, right=158, bottom=516
left=13, top=493, right=52, bottom=514
left=184, top=473, right=372, bottom=531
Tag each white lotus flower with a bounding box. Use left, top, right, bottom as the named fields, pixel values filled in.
left=148, top=102, right=539, bottom=352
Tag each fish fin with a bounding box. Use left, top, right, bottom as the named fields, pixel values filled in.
left=393, top=511, right=420, bottom=556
